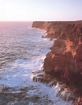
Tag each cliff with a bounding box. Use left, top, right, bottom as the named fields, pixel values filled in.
left=32, top=21, right=82, bottom=104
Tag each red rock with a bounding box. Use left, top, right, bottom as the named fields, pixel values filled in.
left=32, top=21, right=82, bottom=103
left=74, top=97, right=82, bottom=105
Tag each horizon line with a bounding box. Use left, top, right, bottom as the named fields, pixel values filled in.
left=0, top=20, right=82, bottom=22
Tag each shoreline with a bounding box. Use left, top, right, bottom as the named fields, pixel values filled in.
left=32, top=21, right=82, bottom=105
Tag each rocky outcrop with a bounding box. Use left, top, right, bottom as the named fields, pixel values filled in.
left=32, top=21, right=48, bottom=29
left=32, top=21, right=82, bottom=104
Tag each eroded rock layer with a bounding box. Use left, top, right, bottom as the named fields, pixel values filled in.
left=32, top=21, right=82, bottom=104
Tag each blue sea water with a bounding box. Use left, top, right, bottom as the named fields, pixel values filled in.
left=0, top=22, right=73, bottom=105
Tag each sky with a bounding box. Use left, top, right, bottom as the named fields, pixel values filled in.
left=0, top=0, right=82, bottom=21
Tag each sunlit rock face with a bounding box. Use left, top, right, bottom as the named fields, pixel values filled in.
left=32, top=21, right=82, bottom=103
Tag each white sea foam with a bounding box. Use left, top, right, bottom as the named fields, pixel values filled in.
left=0, top=55, right=73, bottom=105
left=0, top=26, right=74, bottom=105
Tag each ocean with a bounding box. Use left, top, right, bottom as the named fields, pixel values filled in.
left=0, top=22, right=74, bottom=105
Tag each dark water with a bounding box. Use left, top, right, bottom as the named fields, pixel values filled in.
left=0, top=22, right=73, bottom=105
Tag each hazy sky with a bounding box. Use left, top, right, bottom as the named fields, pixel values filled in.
left=0, top=0, right=82, bottom=21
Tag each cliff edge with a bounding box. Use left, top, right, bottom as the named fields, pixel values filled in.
left=32, top=21, right=82, bottom=104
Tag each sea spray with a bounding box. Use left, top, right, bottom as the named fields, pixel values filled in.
left=0, top=22, right=75, bottom=105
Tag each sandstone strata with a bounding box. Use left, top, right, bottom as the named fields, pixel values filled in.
left=32, top=21, right=82, bottom=104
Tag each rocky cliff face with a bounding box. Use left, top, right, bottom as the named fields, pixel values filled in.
left=32, top=21, right=82, bottom=103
